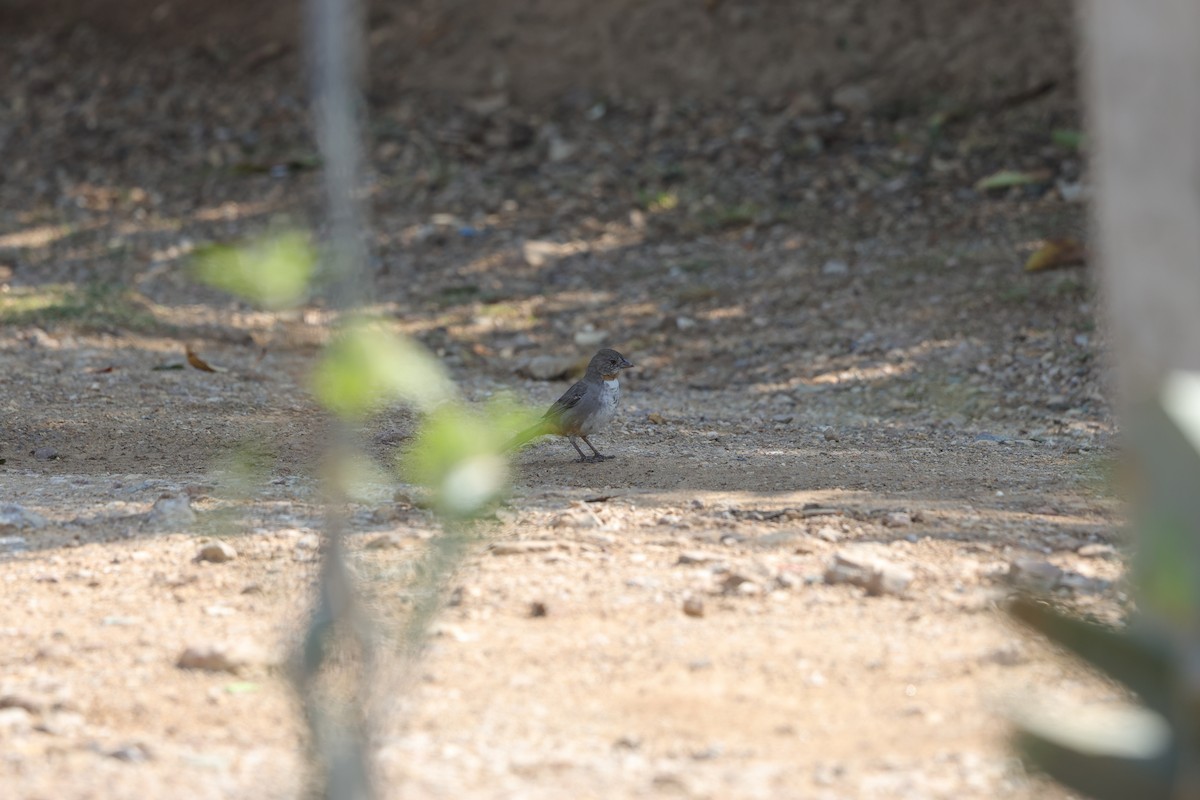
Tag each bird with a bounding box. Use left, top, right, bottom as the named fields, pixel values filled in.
left=509, top=348, right=635, bottom=462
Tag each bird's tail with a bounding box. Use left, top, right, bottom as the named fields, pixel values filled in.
left=503, top=419, right=554, bottom=453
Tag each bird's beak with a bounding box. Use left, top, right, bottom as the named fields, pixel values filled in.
left=620, top=356, right=634, bottom=369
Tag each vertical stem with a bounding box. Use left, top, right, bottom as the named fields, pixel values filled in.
left=300, top=0, right=374, bottom=797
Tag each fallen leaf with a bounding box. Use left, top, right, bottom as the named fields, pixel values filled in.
left=1051, top=129, right=1086, bottom=150
left=1025, top=238, right=1087, bottom=272
left=185, top=346, right=226, bottom=373
left=975, top=169, right=1053, bottom=191
left=89, top=365, right=115, bottom=374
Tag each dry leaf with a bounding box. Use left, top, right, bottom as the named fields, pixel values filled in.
left=185, top=346, right=225, bottom=373
left=975, top=169, right=1053, bottom=191
left=1025, top=238, right=1087, bottom=272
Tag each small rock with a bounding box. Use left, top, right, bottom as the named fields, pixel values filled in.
left=824, top=552, right=913, bottom=596
left=295, top=534, right=322, bottom=550
left=196, top=540, right=237, bottom=563
left=240, top=582, right=263, bottom=595
left=0, top=707, right=32, bottom=736
left=677, top=550, right=718, bottom=565
left=720, top=572, right=758, bottom=594
left=772, top=414, right=794, bottom=424
left=573, top=328, right=608, bottom=348
left=519, top=355, right=576, bottom=381
left=882, top=512, right=912, bottom=528
left=775, top=570, right=804, bottom=589
left=823, top=427, right=840, bottom=441
left=33, top=446, right=60, bottom=460
left=675, top=316, right=697, bottom=330
left=972, top=432, right=1007, bottom=444
left=146, top=494, right=196, bottom=529
left=981, top=643, right=1027, bottom=667
left=831, top=83, right=873, bottom=114
left=0, top=504, right=47, bottom=532
left=814, top=526, right=841, bottom=543
left=657, top=514, right=682, bottom=526
left=0, top=535, right=28, bottom=552
left=365, top=533, right=405, bottom=550
left=176, top=643, right=260, bottom=674
left=646, top=412, right=666, bottom=425
left=35, top=709, right=84, bottom=736
left=1077, top=543, right=1116, bottom=558
left=547, top=136, right=576, bottom=163
left=490, top=540, right=559, bottom=555
left=522, top=240, right=558, bottom=268
left=370, top=505, right=403, bottom=524
left=821, top=259, right=849, bottom=277
left=682, top=596, right=705, bottom=618
left=529, top=601, right=548, bottom=618
left=109, top=743, right=152, bottom=762
left=1007, top=558, right=1063, bottom=592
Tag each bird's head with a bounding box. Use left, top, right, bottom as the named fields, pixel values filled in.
left=589, top=348, right=634, bottom=380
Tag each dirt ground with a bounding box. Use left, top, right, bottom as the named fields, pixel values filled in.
left=0, top=5, right=1122, bottom=799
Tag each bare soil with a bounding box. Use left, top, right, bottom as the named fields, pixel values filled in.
left=0, top=5, right=1119, bottom=799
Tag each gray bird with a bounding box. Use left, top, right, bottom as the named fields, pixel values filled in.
left=510, top=349, right=635, bottom=462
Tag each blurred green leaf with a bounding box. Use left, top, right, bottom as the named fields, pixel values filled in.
left=401, top=397, right=539, bottom=519
left=1052, top=129, right=1087, bottom=150
left=311, top=324, right=457, bottom=418
left=1010, top=596, right=1173, bottom=714
left=1016, top=726, right=1173, bottom=800
left=194, top=230, right=316, bottom=309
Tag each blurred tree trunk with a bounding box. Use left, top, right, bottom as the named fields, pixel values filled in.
left=1086, top=0, right=1200, bottom=402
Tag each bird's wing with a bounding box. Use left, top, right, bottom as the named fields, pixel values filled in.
left=544, top=379, right=589, bottom=423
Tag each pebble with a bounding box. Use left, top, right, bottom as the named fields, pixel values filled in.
left=490, top=540, right=559, bottom=555
left=365, top=533, right=406, bottom=550
left=0, top=707, right=32, bottom=736
left=980, top=643, right=1026, bottom=667
left=882, top=512, right=912, bottom=528
left=176, top=643, right=258, bottom=673
left=0, top=504, right=48, bottom=532
left=197, top=540, right=237, bottom=563
left=146, top=494, right=196, bottom=529
left=520, top=355, right=576, bottom=381
left=824, top=551, right=913, bottom=596
left=821, top=259, right=849, bottom=276
left=0, top=535, right=28, bottom=552
left=109, top=743, right=152, bottom=762
left=1077, top=543, right=1116, bottom=558
left=823, top=427, right=840, bottom=442
left=815, top=526, right=841, bottom=543
left=33, top=446, right=60, bottom=460
left=529, top=601, right=548, bottom=618
left=831, top=83, right=873, bottom=114
left=573, top=328, right=607, bottom=348
left=295, top=534, right=322, bottom=550
left=677, top=550, right=719, bottom=565
left=1007, top=558, right=1062, bottom=592
left=682, top=596, right=705, bottom=618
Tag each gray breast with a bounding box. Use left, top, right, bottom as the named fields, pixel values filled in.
left=579, top=379, right=620, bottom=434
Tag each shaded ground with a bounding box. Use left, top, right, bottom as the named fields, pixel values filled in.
left=0, top=7, right=1120, bottom=800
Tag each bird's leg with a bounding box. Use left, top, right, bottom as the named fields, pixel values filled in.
left=567, top=437, right=591, bottom=462
left=580, top=436, right=613, bottom=461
